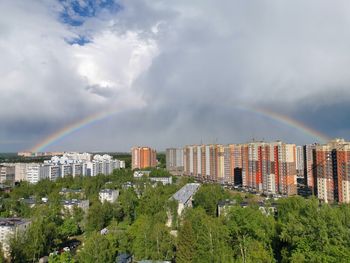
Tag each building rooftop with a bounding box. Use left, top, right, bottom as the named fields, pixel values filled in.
left=19, top=197, right=36, bottom=205
left=116, top=253, right=132, bottom=263
left=171, top=183, right=200, bottom=204
left=0, top=218, right=30, bottom=227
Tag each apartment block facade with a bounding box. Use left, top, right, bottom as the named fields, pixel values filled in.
left=0, top=165, right=15, bottom=185
left=166, top=148, right=184, bottom=173
left=314, top=139, right=350, bottom=203
left=0, top=218, right=31, bottom=256
left=183, top=141, right=297, bottom=196
left=0, top=153, right=124, bottom=184
left=131, top=147, right=157, bottom=170
left=303, top=144, right=318, bottom=195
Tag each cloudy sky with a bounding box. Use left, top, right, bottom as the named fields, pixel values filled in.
left=1, top=0, right=350, bottom=152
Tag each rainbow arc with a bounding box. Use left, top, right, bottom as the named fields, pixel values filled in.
left=29, top=105, right=330, bottom=152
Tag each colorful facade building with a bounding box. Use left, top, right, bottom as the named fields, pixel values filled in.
left=131, top=147, right=157, bottom=170
left=183, top=141, right=297, bottom=196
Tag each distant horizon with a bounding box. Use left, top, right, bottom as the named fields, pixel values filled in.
left=1, top=136, right=348, bottom=154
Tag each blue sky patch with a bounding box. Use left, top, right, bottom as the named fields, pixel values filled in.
left=65, top=35, right=91, bottom=45
left=59, top=0, right=122, bottom=27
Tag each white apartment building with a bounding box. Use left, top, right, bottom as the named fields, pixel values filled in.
left=8, top=153, right=124, bottom=184
left=171, top=183, right=201, bottom=216
left=91, top=154, right=122, bottom=176
left=26, top=164, right=41, bottom=184
left=99, top=189, right=119, bottom=203
left=63, top=152, right=92, bottom=162
left=0, top=165, right=15, bottom=184
left=0, top=218, right=31, bottom=256
left=40, top=164, right=60, bottom=181
left=150, top=177, right=173, bottom=185
left=14, top=163, right=27, bottom=181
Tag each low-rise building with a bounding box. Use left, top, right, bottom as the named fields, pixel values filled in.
left=0, top=165, right=15, bottom=185
left=0, top=218, right=31, bottom=256
left=217, top=199, right=237, bottom=216
left=19, top=197, right=37, bottom=208
left=61, top=199, right=89, bottom=214
left=116, top=253, right=133, bottom=263
left=133, top=170, right=151, bottom=178
left=99, top=189, right=119, bottom=203
left=150, top=177, right=173, bottom=185
left=170, top=183, right=201, bottom=216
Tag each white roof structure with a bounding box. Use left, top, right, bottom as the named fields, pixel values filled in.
left=171, top=183, right=200, bottom=204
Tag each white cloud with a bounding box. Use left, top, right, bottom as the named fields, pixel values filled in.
left=0, top=0, right=158, bottom=143
left=74, top=30, right=158, bottom=94
left=1, top=0, right=350, bottom=151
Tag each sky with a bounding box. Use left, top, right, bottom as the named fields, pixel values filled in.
left=1, top=0, right=350, bottom=152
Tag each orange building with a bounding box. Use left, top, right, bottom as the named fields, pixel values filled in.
left=131, top=147, right=157, bottom=170
left=315, top=139, right=350, bottom=203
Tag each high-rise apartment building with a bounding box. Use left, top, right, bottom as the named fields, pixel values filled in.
left=296, top=146, right=304, bottom=177
left=183, top=141, right=297, bottom=196
left=303, top=144, right=318, bottom=194
left=26, top=163, right=41, bottom=184
left=274, top=142, right=297, bottom=195
left=314, top=138, right=350, bottom=203
left=337, top=143, right=350, bottom=203
left=131, top=147, right=157, bottom=170
left=0, top=165, right=15, bottom=185
left=1, top=153, right=124, bottom=184
left=166, top=148, right=184, bottom=173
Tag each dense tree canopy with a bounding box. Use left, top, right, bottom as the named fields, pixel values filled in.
left=3, top=168, right=350, bottom=262
left=193, top=184, right=230, bottom=216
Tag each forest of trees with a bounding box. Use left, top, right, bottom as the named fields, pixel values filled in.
left=1, top=169, right=350, bottom=262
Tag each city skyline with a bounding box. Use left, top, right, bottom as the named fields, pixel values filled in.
left=1, top=0, right=350, bottom=152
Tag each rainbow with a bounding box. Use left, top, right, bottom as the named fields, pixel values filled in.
left=30, top=107, right=121, bottom=152
left=29, top=104, right=330, bottom=152
left=239, top=105, right=330, bottom=143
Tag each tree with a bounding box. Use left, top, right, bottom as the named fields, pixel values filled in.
left=85, top=202, right=105, bottom=232
left=277, top=197, right=350, bottom=262
left=225, top=206, right=275, bottom=263
left=119, top=189, right=138, bottom=224
left=9, top=230, right=27, bottom=263
left=85, top=201, right=118, bottom=232
left=193, top=184, right=230, bottom=217
left=9, top=210, right=59, bottom=262
left=77, top=232, right=115, bottom=263
left=176, top=220, right=195, bottom=263
left=129, top=215, right=175, bottom=261
left=49, top=252, right=75, bottom=263
left=181, top=208, right=233, bottom=263
left=59, top=218, right=80, bottom=239
left=0, top=244, right=5, bottom=263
